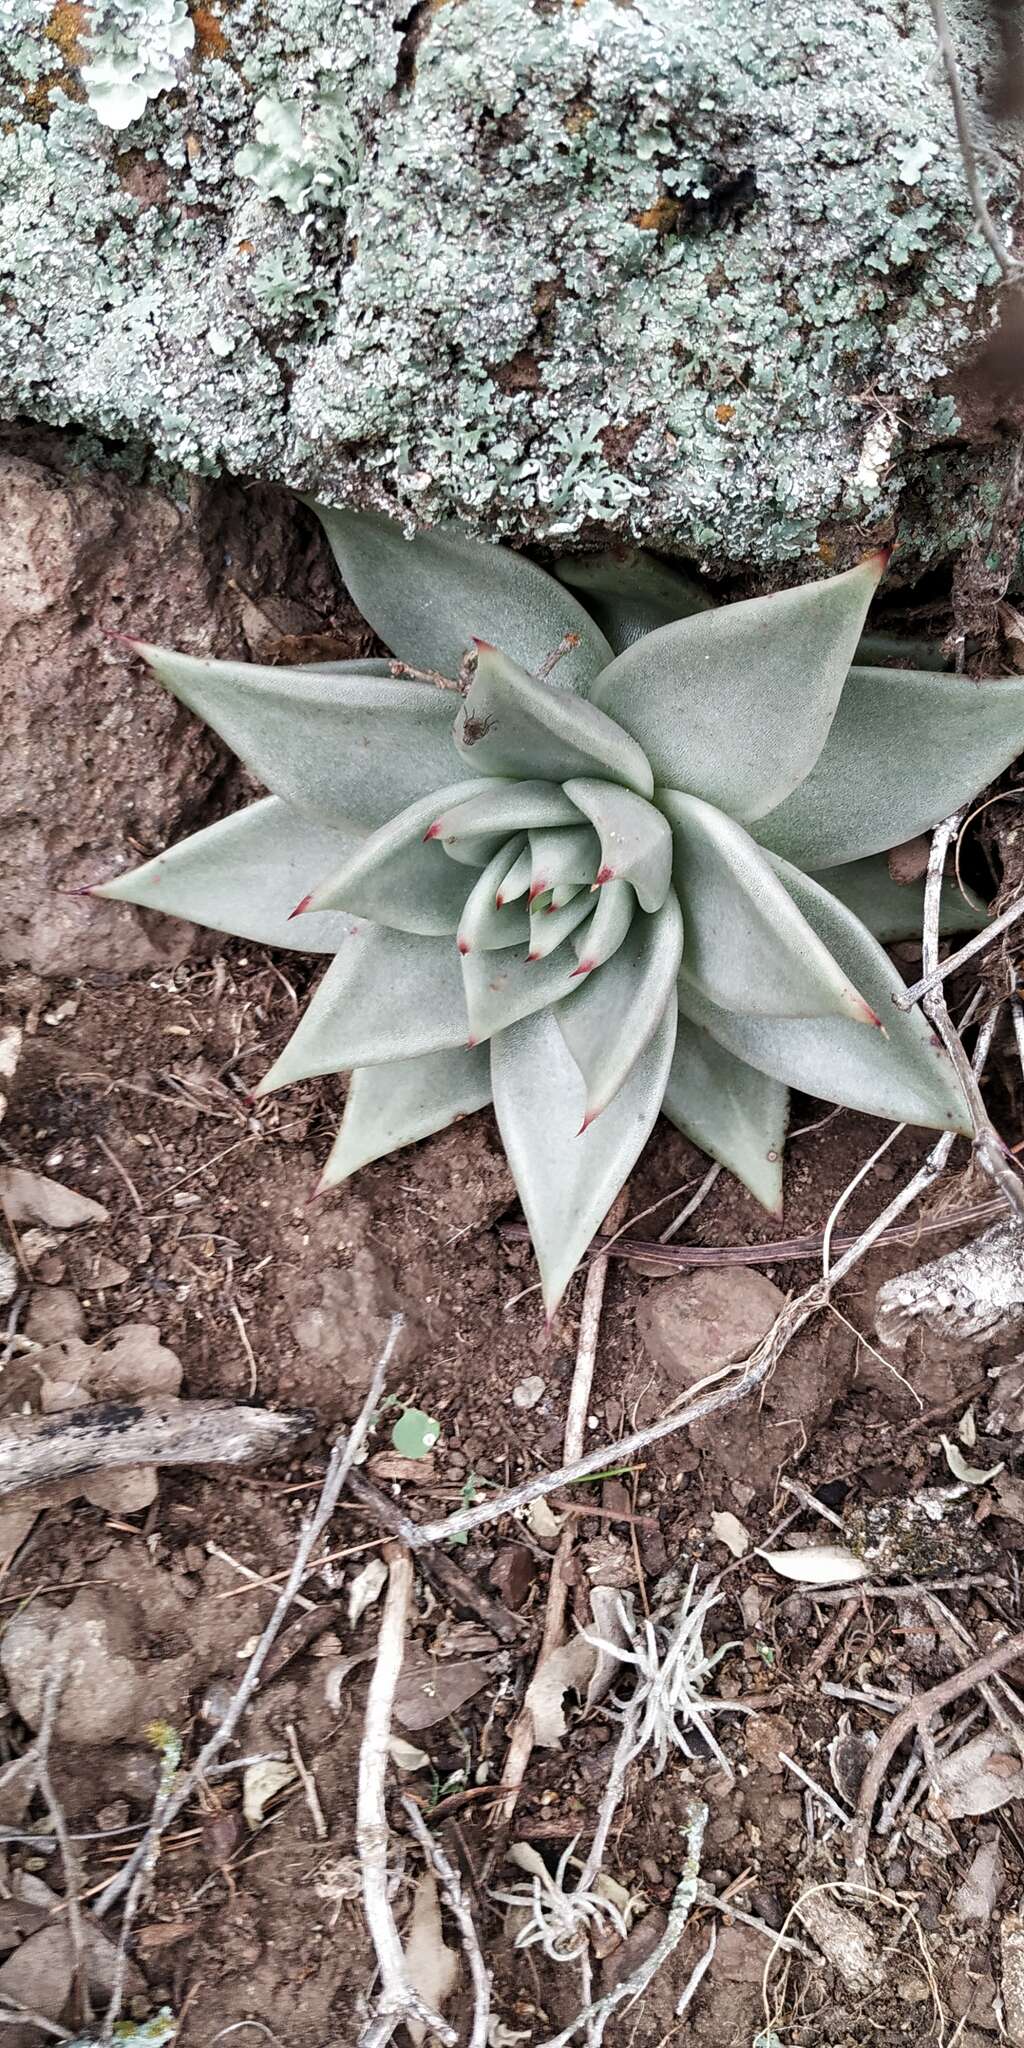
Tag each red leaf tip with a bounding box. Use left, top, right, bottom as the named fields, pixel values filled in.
left=528, top=880, right=548, bottom=903
left=570, top=959, right=595, bottom=978
left=457, top=938, right=470, bottom=955
left=423, top=822, right=442, bottom=842
left=288, top=892, right=313, bottom=921
left=471, top=636, right=496, bottom=653
left=594, top=865, right=614, bottom=886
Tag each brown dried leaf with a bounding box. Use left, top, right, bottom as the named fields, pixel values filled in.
left=403, top=1869, right=459, bottom=2048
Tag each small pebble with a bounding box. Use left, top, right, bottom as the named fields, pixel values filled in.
left=511, top=1374, right=545, bottom=1410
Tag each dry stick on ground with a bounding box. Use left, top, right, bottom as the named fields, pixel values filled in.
left=34, top=1650, right=92, bottom=2030
left=927, top=0, right=1023, bottom=280
left=847, top=1630, right=1024, bottom=1871
left=0, top=1399, right=313, bottom=1498
left=92, top=1312, right=404, bottom=1963
left=401, top=1797, right=491, bottom=2048
left=415, top=980, right=1001, bottom=1553
left=537, top=1800, right=709, bottom=2048
left=344, top=1469, right=523, bottom=1645
left=895, top=891, right=1024, bottom=1010
left=357, top=1550, right=457, bottom=2048
left=499, top=1194, right=1007, bottom=1270
left=496, top=1188, right=627, bottom=1825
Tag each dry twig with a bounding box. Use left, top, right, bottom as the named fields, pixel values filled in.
left=847, top=1630, right=1024, bottom=1870
left=0, top=1399, right=312, bottom=1498
left=35, top=1651, right=92, bottom=2029
left=401, top=1797, right=491, bottom=2048
left=927, top=0, right=1022, bottom=280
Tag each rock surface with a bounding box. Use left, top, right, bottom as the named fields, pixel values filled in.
left=0, top=424, right=349, bottom=975
left=0, top=2, right=1018, bottom=578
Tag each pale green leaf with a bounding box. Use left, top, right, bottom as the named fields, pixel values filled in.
left=319, top=1045, right=491, bottom=1187
left=662, top=1014, right=788, bottom=1216
left=563, top=778, right=673, bottom=913
left=590, top=555, right=885, bottom=821
left=661, top=790, right=877, bottom=1023
left=556, top=547, right=712, bottom=653
left=557, top=893, right=683, bottom=1120
left=304, top=780, right=491, bottom=933
left=127, top=642, right=478, bottom=830
left=570, top=878, right=634, bottom=975
left=497, top=845, right=533, bottom=904
left=461, top=934, right=580, bottom=1044
left=458, top=837, right=531, bottom=952
left=453, top=644, right=652, bottom=792
left=756, top=665, right=1024, bottom=868
left=491, top=997, right=677, bottom=1317
left=431, top=781, right=581, bottom=843
left=676, top=860, right=970, bottom=1133
left=528, top=824, right=600, bottom=899
left=94, top=797, right=360, bottom=953
left=808, top=856, right=988, bottom=941
left=527, top=889, right=594, bottom=961
left=550, top=882, right=583, bottom=910
left=254, top=923, right=469, bottom=1092
left=391, top=1407, right=440, bottom=1457
left=311, top=502, right=612, bottom=690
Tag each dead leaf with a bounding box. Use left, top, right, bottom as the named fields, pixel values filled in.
left=524, top=1587, right=629, bottom=1747
left=368, top=1451, right=437, bottom=1484
left=393, top=1649, right=489, bottom=1733
left=932, top=1728, right=1024, bottom=1818
left=711, top=1510, right=749, bottom=1558
left=403, top=1869, right=459, bottom=2047
left=347, top=1556, right=387, bottom=1626
left=954, top=1840, right=1003, bottom=1924
left=242, top=1758, right=297, bottom=1828
left=793, top=1892, right=882, bottom=1992
left=389, top=1735, right=429, bottom=1772
left=0, top=1168, right=108, bottom=1229
left=760, top=1545, right=868, bottom=1587
left=940, top=1435, right=1003, bottom=1486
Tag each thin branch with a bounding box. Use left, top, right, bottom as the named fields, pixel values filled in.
left=928, top=0, right=1021, bottom=280
left=401, top=1798, right=491, bottom=2048
left=893, top=890, right=1024, bottom=1009
left=35, top=1652, right=91, bottom=2028
left=356, top=1553, right=456, bottom=2048
left=847, top=1629, right=1024, bottom=1870
left=536, top=1800, right=708, bottom=2048
left=93, top=1315, right=404, bottom=1936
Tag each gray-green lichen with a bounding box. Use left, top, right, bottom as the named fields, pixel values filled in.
left=0, top=0, right=1017, bottom=574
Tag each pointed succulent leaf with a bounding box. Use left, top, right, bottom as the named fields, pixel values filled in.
left=491, top=997, right=678, bottom=1318
left=570, top=878, right=635, bottom=977
left=311, top=502, right=612, bottom=690
left=557, top=892, right=684, bottom=1121
left=255, top=923, right=470, bottom=1092
left=662, top=1014, right=788, bottom=1217
left=431, top=781, right=582, bottom=843
left=93, top=798, right=361, bottom=954
left=302, top=780, right=491, bottom=934
left=496, top=844, right=533, bottom=905
left=125, top=643, right=480, bottom=830
left=556, top=547, right=713, bottom=653
left=453, top=644, right=653, bottom=793
left=590, top=554, right=885, bottom=822
left=527, top=890, right=594, bottom=961
left=755, top=666, right=1024, bottom=868
left=318, top=1045, right=491, bottom=1187
left=809, top=856, right=988, bottom=942
left=677, top=860, right=970, bottom=1133
left=550, top=882, right=583, bottom=910
left=528, top=824, right=600, bottom=900
left=440, top=833, right=508, bottom=870
left=458, top=837, right=531, bottom=952
left=563, top=778, right=673, bottom=912
left=296, top=657, right=395, bottom=676
left=661, top=790, right=877, bottom=1024
left=461, top=934, right=582, bottom=1045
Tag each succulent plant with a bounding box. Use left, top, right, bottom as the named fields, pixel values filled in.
left=95, top=511, right=1024, bottom=1314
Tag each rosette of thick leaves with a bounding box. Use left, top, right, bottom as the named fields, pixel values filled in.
left=95, top=510, right=1023, bottom=1315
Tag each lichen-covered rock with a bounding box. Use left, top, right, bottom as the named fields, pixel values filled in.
left=0, top=0, right=1017, bottom=576
left=0, top=424, right=345, bottom=973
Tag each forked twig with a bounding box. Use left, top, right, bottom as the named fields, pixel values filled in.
left=847, top=1630, right=1024, bottom=1870
left=92, top=1315, right=404, bottom=1962
left=401, top=1798, right=491, bottom=2048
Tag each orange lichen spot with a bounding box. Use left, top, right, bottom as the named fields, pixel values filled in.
left=191, top=5, right=230, bottom=61
left=564, top=99, right=595, bottom=134
left=236, top=238, right=254, bottom=256
left=631, top=194, right=681, bottom=234
left=44, top=0, right=86, bottom=65
left=817, top=537, right=837, bottom=564
left=714, top=403, right=736, bottom=424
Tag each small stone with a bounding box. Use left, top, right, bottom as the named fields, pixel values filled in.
left=743, top=1713, right=794, bottom=1776
left=511, top=1375, right=545, bottom=1410
left=488, top=1545, right=535, bottom=1610
left=0, top=1926, right=73, bottom=2020
left=24, top=1286, right=85, bottom=1344
left=92, top=1255, right=130, bottom=1287
left=954, top=1839, right=1003, bottom=1924
left=0, top=1592, right=164, bottom=1745
left=637, top=1269, right=785, bottom=1389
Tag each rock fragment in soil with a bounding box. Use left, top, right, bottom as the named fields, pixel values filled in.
left=23, top=1286, right=85, bottom=1343
left=794, top=1891, right=882, bottom=1992
left=637, top=1268, right=784, bottom=1388
left=0, top=1169, right=107, bottom=1230
left=488, top=1545, right=535, bottom=1610
left=954, top=1839, right=1003, bottom=1923
left=742, top=1713, right=794, bottom=1775
left=1001, top=1913, right=1024, bottom=2039
left=0, top=1927, right=73, bottom=2025
left=876, top=1220, right=1024, bottom=1360
left=0, top=1589, right=185, bottom=1744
